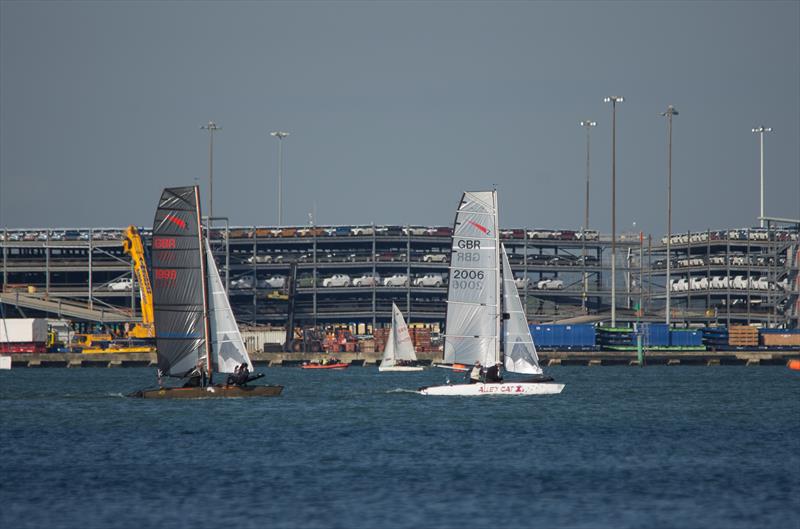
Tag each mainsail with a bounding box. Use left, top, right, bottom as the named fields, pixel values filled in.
left=151, top=186, right=209, bottom=376
left=381, top=302, right=417, bottom=367
left=443, top=191, right=500, bottom=367
left=205, top=239, right=253, bottom=373
left=501, top=244, right=543, bottom=374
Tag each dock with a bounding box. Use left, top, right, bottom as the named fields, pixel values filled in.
left=4, top=350, right=798, bottom=368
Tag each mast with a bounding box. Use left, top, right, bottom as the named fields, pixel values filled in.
left=494, top=191, right=501, bottom=366
left=196, top=186, right=213, bottom=379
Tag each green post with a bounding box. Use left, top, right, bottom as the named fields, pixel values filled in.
left=637, top=333, right=644, bottom=367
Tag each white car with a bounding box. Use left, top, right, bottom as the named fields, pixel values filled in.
left=514, top=277, right=530, bottom=290
left=414, top=274, right=443, bottom=287
left=323, top=274, right=351, bottom=287
left=353, top=274, right=380, bottom=287
left=384, top=274, right=409, bottom=287
left=231, top=276, right=254, bottom=289
left=246, top=255, right=272, bottom=264
left=351, top=226, right=375, bottom=236
left=422, top=254, right=448, bottom=263
left=403, top=227, right=428, bottom=236
left=258, top=276, right=285, bottom=289
left=536, top=279, right=564, bottom=290
left=108, top=278, right=133, bottom=291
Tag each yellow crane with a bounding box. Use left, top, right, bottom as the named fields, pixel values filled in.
left=122, top=225, right=155, bottom=339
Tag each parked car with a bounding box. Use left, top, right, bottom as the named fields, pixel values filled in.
left=353, top=274, right=380, bottom=287
left=514, top=276, right=530, bottom=289
left=258, top=276, right=285, bottom=289
left=403, top=226, right=428, bottom=236
left=422, top=253, right=448, bottom=263
left=384, top=274, right=409, bottom=287
left=536, top=279, right=564, bottom=290
left=230, top=276, right=255, bottom=289
left=351, top=226, right=374, bottom=236
left=322, top=274, right=351, bottom=287
left=108, top=278, right=133, bottom=291
left=414, top=274, right=444, bottom=287
left=246, top=254, right=272, bottom=264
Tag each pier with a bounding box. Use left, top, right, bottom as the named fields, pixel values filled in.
left=5, top=350, right=798, bottom=368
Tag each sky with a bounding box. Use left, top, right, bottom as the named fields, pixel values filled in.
left=1, top=1, right=798, bottom=236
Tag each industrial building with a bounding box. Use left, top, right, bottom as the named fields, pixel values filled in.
left=1, top=222, right=797, bottom=330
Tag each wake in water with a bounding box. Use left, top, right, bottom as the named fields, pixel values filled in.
left=385, top=388, right=419, bottom=394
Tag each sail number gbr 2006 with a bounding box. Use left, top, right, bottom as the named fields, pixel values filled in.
left=452, top=238, right=486, bottom=290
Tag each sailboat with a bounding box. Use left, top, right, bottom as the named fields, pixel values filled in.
left=131, top=186, right=282, bottom=399
left=378, top=302, right=424, bottom=372
left=419, top=191, right=564, bottom=396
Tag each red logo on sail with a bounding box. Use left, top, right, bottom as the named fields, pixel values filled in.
left=468, top=221, right=490, bottom=235
left=165, top=214, right=187, bottom=230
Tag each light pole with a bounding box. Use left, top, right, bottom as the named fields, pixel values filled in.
left=604, top=96, right=623, bottom=327
left=580, top=120, right=596, bottom=312
left=661, top=105, right=678, bottom=326
left=271, top=131, right=290, bottom=226
left=751, top=126, right=772, bottom=228
left=201, top=121, right=221, bottom=218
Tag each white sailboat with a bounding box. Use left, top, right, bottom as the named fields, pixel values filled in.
left=379, top=302, right=424, bottom=372
left=419, top=190, right=564, bottom=396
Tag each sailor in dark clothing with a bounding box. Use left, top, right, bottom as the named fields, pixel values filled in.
left=484, top=363, right=503, bottom=383
left=226, top=364, right=241, bottom=386
left=183, top=362, right=208, bottom=388
left=236, top=363, right=251, bottom=385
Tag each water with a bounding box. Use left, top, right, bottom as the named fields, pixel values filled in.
left=1, top=366, right=798, bottom=529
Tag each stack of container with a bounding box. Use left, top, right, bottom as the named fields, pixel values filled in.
left=701, top=327, right=729, bottom=349
left=669, top=329, right=704, bottom=349
left=643, top=324, right=670, bottom=347
left=595, top=327, right=635, bottom=350
left=410, top=328, right=432, bottom=352
left=373, top=328, right=390, bottom=353
left=759, top=329, right=800, bottom=349
left=728, top=325, right=759, bottom=348
left=529, top=324, right=597, bottom=351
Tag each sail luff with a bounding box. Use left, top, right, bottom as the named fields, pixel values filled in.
left=494, top=191, right=501, bottom=366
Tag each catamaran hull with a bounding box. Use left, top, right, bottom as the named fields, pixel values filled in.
left=378, top=366, right=424, bottom=372
left=418, top=382, right=564, bottom=396
left=130, top=385, right=283, bottom=399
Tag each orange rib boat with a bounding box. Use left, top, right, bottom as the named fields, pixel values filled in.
left=301, top=362, right=349, bottom=370
left=787, top=359, right=800, bottom=371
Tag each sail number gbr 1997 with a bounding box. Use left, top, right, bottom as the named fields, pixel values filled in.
left=452, top=238, right=485, bottom=290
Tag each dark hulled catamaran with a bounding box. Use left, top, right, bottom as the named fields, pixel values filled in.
left=131, top=186, right=282, bottom=398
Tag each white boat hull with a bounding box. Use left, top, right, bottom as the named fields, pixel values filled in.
left=0, top=356, right=10, bottom=370
left=379, top=365, right=425, bottom=372
left=418, top=381, right=564, bottom=396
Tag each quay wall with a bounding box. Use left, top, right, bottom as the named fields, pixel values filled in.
left=4, top=350, right=799, bottom=368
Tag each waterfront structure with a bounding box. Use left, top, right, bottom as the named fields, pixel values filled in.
left=1, top=223, right=797, bottom=329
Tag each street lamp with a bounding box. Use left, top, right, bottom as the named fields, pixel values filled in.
left=751, top=126, right=773, bottom=228
left=271, top=131, right=290, bottom=226
left=580, top=120, right=596, bottom=312
left=201, top=121, right=221, bottom=218
left=661, top=105, right=679, bottom=326
left=604, top=96, right=624, bottom=327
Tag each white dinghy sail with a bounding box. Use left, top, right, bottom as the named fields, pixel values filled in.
left=205, top=239, right=253, bottom=374
left=379, top=302, right=423, bottom=372
left=501, top=243, right=543, bottom=375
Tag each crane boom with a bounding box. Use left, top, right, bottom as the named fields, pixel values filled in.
left=123, top=225, right=155, bottom=337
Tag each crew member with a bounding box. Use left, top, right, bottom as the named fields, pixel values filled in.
left=468, top=361, right=482, bottom=384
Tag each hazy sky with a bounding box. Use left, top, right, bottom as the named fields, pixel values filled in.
left=1, top=1, right=798, bottom=235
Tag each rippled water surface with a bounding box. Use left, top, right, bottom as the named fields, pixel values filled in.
left=1, top=366, right=798, bottom=529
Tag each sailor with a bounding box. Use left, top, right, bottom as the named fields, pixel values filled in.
left=485, top=363, right=503, bottom=383
left=227, top=364, right=241, bottom=386
left=183, top=362, right=208, bottom=388
left=236, top=362, right=251, bottom=385
left=467, top=361, right=482, bottom=384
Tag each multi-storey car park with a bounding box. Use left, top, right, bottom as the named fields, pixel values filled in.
left=0, top=223, right=797, bottom=330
